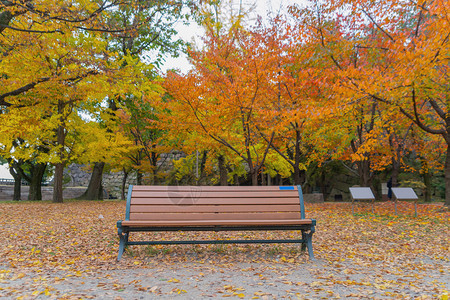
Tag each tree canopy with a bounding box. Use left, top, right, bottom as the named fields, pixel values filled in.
left=0, top=0, right=448, bottom=206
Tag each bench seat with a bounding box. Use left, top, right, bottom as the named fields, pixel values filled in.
left=117, top=185, right=316, bottom=261
left=121, top=219, right=314, bottom=227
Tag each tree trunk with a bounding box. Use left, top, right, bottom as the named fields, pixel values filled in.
left=372, top=175, right=382, bottom=202
left=391, top=158, right=400, bottom=187
left=136, top=169, right=143, bottom=185
left=218, top=155, right=228, bottom=186
left=53, top=163, right=64, bottom=203
left=198, top=150, right=208, bottom=185
left=419, top=158, right=431, bottom=202
left=356, top=160, right=372, bottom=188
left=293, top=167, right=301, bottom=186
left=28, top=163, right=46, bottom=201
left=151, top=151, right=158, bottom=185
left=77, top=162, right=105, bottom=200
left=53, top=119, right=67, bottom=203
left=276, top=174, right=282, bottom=186
left=15, top=160, right=47, bottom=201
left=121, top=168, right=129, bottom=200
left=292, top=167, right=306, bottom=186
left=251, top=169, right=258, bottom=186
left=292, top=129, right=305, bottom=185
left=445, top=145, right=450, bottom=207
left=422, top=171, right=431, bottom=202
left=9, top=164, right=21, bottom=201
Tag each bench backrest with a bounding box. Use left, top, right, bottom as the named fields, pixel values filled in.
left=125, top=185, right=306, bottom=222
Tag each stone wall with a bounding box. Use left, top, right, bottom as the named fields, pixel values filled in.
left=325, top=173, right=359, bottom=201
left=102, top=171, right=137, bottom=199
left=0, top=186, right=85, bottom=201
left=63, top=151, right=185, bottom=199
left=64, top=164, right=136, bottom=199
left=64, top=164, right=91, bottom=187
left=303, top=193, right=324, bottom=203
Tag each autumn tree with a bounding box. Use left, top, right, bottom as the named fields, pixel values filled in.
left=165, top=19, right=285, bottom=185
left=251, top=15, right=344, bottom=186
left=0, top=0, right=163, bottom=202
left=290, top=0, right=449, bottom=206
left=117, top=94, right=172, bottom=186
left=77, top=0, right=201, bottom=199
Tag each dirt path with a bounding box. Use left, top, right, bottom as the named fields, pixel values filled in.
left=1, top=254, right=449, bottom=299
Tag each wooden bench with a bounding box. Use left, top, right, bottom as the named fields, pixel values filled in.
left=117, top=185, right=316, bottom=261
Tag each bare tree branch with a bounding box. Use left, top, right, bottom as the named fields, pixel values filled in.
left=360, top=8, right=395, bottom=42
left=414, top=1, right=426, bottom=37
left=0, top=77, right=51, bottom=106
left=0, top=23, right=63, bottom=34
left=0, top=70, right=98, bottom=107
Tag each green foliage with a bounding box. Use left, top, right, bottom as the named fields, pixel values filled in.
left=173, top=155, right=197, bottom=182
left=263, top=151, right=295, bottom=179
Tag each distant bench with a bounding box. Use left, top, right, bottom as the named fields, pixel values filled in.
left=117, top=185, right=316, bottom=261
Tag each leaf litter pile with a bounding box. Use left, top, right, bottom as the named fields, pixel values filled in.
left=0, top=200, right=448, bottom=299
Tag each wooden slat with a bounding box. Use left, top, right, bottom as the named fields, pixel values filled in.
left=132, top=185, right=297, bottom=192
left=124, top=185, right=306, bottom=226
left=130, top=198, right=300, bottom=205
left=121, top=219, right=313, bottom=227
left=129, top=204, right=301, bottom=213
left=129, top=212, right=301, bottom=221
left=131, top=191, right=299, bottom=199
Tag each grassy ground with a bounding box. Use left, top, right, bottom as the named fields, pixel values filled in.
left=0, top=200, right=448, bottom=299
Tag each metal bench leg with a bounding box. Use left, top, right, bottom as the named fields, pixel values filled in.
left=304, top=232, right=315, bottom=261
left=117, top=232, right=129, bottom=261
left=301, top=231, right=307, bottom=252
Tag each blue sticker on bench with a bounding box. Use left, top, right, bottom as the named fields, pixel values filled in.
left=279, top=186, right=295, bottom=190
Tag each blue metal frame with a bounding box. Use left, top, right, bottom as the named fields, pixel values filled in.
left=128, top=239, right=306, bottom=246
left=117, top=185, right=134, bottom=261
left=117, top=185, right=316, bottom=261
left=297, top=185, right=305, bottom=219
left=125, top=185, right=133, bottom=221
left=279, top=186, right=295, bottom=190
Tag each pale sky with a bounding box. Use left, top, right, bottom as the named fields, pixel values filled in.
left=0, top=165, right=12, bottom=179
left=160, top=0, right=300, bottom=73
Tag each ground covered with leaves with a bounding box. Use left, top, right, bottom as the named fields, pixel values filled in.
left=0, top=200, right=448, bottom=299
